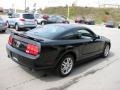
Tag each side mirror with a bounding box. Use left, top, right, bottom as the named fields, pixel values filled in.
left=93, top=35, right=100, bottom=40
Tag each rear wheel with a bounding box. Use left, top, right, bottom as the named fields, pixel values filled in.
left=102, top=44, right=110, bottom=58
left=6, top=22, right=10, bottom=28
left=15, top=24, right=19, bottom=31
left=57, top=55, right=74, bottom=77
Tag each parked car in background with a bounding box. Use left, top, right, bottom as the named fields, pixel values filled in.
left=6, top=24, right=111, bottom=77
left=75, top=17, right=85, bottom=24
left=75, top=17, right=95, bottom=25
left=105, top=21, right=116, bottom=28
left=42, top=14, right=49, bottom=20
left=6, top=13, right=37, bottom=31
left=118, top=23, right=120, bottom=29
left=0, top=16, right=7, bottom=32
left=7, top=8, right=14, bottom=17
left=84, top=18, right=95, bottom=25
left=34, top=13, right=49, bottom=24
left=40, top=15, right=69, bottom=25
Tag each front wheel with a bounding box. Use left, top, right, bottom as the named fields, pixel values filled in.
left=57, top=55, right=74, bottom=77
left=102, top=44, right=110, bottom=58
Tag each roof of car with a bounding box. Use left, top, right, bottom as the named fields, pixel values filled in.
left=46, top=24, right=86, bottom=30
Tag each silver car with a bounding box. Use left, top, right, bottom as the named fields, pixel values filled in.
left=0, top=16, right=7, bottom=32
left=6, top=13, right=37, bottom=31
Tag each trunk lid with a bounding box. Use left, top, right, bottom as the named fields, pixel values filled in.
left=10, top=32, right=42, bottom=55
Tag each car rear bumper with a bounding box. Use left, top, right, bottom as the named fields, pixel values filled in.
left=19, top=24, right=37, bottom=28
left=6, top=44, right=55, bottom=70
left=0, top=26, right=7, bottom=31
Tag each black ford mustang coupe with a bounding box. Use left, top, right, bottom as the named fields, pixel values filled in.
left=6, top=24, right=111, bottom=77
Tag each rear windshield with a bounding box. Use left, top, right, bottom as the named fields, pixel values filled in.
left=23, top=14, right=34, bottom=19
left=26, top=25, right=66, bottom=39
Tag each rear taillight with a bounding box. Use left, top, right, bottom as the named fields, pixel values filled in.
left=20, top=18, right=25, bottom=21
left=26, top=44, right=39, bottom=56
left=8, top=35, right=13, bottom=45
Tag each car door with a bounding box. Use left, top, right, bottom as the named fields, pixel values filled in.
left=60, top=30, right=86, bottom=61
left=77, top=28, right=103, bottom=58
left=48, top=16, right=57, bottom=24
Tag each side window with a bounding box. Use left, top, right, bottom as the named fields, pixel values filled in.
left=77, top=29, right=93, bottom=39
left=61, top=32, right=80, bottom=40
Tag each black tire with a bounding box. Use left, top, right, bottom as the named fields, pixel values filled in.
left=6, top=21, right=10, bottom=28
left=56, top=54, right=74, bottom=77
left=102, top=44, right=110, bottom=58
left=15, top=23, right=19, bottom=31
left=2, top=30, right=6, bottom=33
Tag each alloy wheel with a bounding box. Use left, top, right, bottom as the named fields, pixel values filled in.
left=104, top=45, right=110, bottom=57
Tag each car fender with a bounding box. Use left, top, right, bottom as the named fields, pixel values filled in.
left=55, top=48, right=78, bottom=67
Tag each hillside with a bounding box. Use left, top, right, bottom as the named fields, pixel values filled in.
left=39, top=6, right=120, bottom=23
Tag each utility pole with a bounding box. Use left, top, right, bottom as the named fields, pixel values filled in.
left=67, top=5, right=70, bottom=19
left=25, top=0, right=26, bottom=12
left=67, top=0, right=77, bottom=19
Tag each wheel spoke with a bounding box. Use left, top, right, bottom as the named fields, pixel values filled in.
left=62, top=62, right=66, bottom=67
left=61, top=67, right=67, bottom=72
left=61, top=57, right=73, bottom=75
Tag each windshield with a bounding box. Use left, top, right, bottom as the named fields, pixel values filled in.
left=26, top=25, right=65, bottom=39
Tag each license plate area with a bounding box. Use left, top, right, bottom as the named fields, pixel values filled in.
left=25, top=21, right=34, bottom=25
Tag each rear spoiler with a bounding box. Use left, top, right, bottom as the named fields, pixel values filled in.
left=11, top=31, right=44, bottom=42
